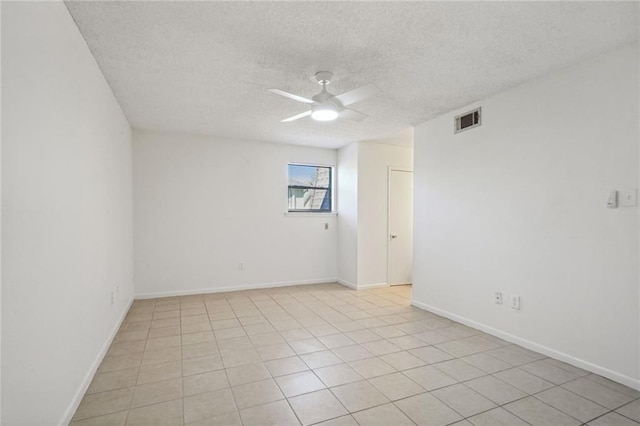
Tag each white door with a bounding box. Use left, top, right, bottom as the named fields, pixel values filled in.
left=388, top=169, right=413, bottom=285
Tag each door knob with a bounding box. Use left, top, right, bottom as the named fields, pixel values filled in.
left=390, top=234, right=398, bottom=239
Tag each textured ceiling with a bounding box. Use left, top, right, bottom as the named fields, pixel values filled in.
left=65, top=1, right=638, bottom=149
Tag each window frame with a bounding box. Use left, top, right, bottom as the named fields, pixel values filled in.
left=287, top=163, right=335, bottom=214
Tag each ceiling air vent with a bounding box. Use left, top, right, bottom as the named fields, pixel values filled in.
left=455, top=107, right=481, bottom=134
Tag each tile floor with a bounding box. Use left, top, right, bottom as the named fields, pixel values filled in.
left=71, top=283, right=639, bottom=426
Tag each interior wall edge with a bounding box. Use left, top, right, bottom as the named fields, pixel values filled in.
left=59, top=297, right=134, bottom=426
left=134, top=278, right=338, bottom=300
left=412, top=299, right=640, bottom=391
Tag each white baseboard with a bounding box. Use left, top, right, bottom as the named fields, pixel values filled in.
left=337, top=279, right=357, bottom=289
left=411, top=299, right=640, bottom=391
left=60, top=297, right=134, bottom=425
left=357, top=282, right=389, bottom=290
left=135, top=278, right=338, bottom=299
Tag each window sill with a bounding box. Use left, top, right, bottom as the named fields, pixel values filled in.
left=284, top=212, right=338, bottom=217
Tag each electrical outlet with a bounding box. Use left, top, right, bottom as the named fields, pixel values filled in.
left=110, top=291, right=114, bottom=305
left=495, top=292, right=502, bottom=304
left=511, top=295, right=520, bottom=310
left=239, top=262, right=244, bottom=271
left=324, top=223, right=329, bottom=230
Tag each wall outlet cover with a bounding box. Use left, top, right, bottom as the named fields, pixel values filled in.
left=511, top=295, right=520, bottom=310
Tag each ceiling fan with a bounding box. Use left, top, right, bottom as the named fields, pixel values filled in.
left=269, top=71, right=379, bottom=123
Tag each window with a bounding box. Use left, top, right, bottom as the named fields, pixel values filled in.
left=288, top=164, right=333, bottom=212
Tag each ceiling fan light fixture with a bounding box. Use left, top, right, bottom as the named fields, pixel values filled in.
left=311, top=104, right=338, bottom=121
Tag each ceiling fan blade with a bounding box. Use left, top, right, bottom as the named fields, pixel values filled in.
left=340, top=108, right=369, bottom=122
left=268, top=89, right=315, bottom=104
left=334, top=84, right=380, bottom=106
left=281, top=110, right=312, bottom=122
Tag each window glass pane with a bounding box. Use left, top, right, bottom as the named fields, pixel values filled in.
left=288, top=164, right=330, bottom=188
left=288, top=188, right=330, bottom=211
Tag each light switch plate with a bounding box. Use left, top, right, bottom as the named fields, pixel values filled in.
left=620, top=189, right=637, bottom=207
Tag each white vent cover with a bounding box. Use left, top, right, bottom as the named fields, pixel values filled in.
left=455, top=107, right=481, bottom=133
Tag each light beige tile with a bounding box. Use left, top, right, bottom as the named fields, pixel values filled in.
left=182, top=354, right=223, bottom=376
left=148, top=326, right=182, bottom=339
left=87, top=368, right=138, bottom=394
left=221, top=347, right=261, bottom=368
left=181, top=314, right=209, bottom=325
left=369, top=372, right=425, bottom=401
left=256, top=343, right=296, bottom=361
left=370, top=326, right=406, bottom=339
left=468, top=407, right=529, bottom=426
left=432, top=383, right=496, bottom=417
left=395, top=392, right=462, bottom=426
left=380, top=351, right=426, bottom=370
left=70, top=411, right=127, bottom=426
left=387, top=335, right=428, bottom=350
left=115, top=330, right=149, bottom=343
left=145, top=335, right=181, bottom=351
left=153, top=310, right=180, bottom=320
left=99, top=352, right=143, bottom=373
left=314, top=363, right=363, bottom=387
left=217, top=336, right=253, bottom=351
left=307, top=324, right=340, bottom=337
left=276, top=371, right=326, bottom=397
left=348, top=357, right=396, bottom=379
left=280, top=328, right=313, bottom=342
left=265, top=356, right=310, bottom=377
left=615, top=399, right=640, bottom=422
left=186, top=411, right=242, bottom=426
left=505, top=396, right=581, bottom=426
left=331, top=380, right=389, bottom=412
left=232, top=378, right=284, bottom=409
left=409, top=346, right=454, bottom=364
left=314, top=415, right=358, bottom=426
left=402, top=365, right=458, bottom=391
left=181, top=322, right=212, bottom=334
left=536, top=386, right=608, bottom=423
left=182, top=342, right=218, bottom=360
left=494, top=368, right=554, bottom=394
left=520, top=359, right=584, bottom=385
left=352, top=403, right=414, bottom=426
left=107, top=340, right=146, bottom=357
left=249, top=331, right=284, bottom=347
left=181, top=331, right=214, bottom=346
left=138, top=360, right=182, bottom=385
left=300, top=350, right=342, bottom=369
left=183, top=388, right=237, bottom=424
left=240, top=399, right=300, bottom=426
left=485, top=347, right=538, bottom=366
left=226, top=362, right=271, bottom=386
left=332, top=345, right=374, bottom=362
left=153, top=318, right=181, bottom=329
left=213, top=326, right=246, bottom=340
left=361, top=340, right=403, bottom=356
left=289, top=389, right=348, bottom=426
left=433, top=359, right=485, bottom=381
left=210, top=318, right=241, bottom=330
left=131, top=377, right=183, bottom=408
left=563, top=377, right=634, bottom=410
left=73, top=388, right=134, bottom=421
left=245, top=322, right=276, bottom=335
left=184, top=370, right=229, bottom=396
left=460, top=353, right=512, bottom=374
left=345, top=329, right=381, bottom=344
left=465, top=375, right=527, bottom=405
left=587, top=375, right=640, bottom=399
left=588, top=412, right=640, bottom=426
left=290, top=338, right=327, bottom=354
left=126, top=399, right=183, bottom=426
left=141, top=347, right=182, bottom=366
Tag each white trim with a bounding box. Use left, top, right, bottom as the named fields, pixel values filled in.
left=284, top=212, right=337, bottom=217
left=59, top=297, right=134, bottom=426
left=135, top=278, right=338, bottom=299
left=337, top=279, right=357, bottom=289
left=387, top=167, right=414, bottom=286
left=357, top=282, right=389, bottom=290
left=411, top=299, right=640, bottom=391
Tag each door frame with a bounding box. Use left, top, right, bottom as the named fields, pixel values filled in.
left=387, top=166, right=414, bottom=286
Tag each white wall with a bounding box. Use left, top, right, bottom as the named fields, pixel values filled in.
left=133, top=130, right=337, bottom=297
left=337, top=142, right=359, bottom=287
left=2, top=2, right=134, bottom=424
left=413, top=43, right=640, bottom=388
left=357, top=141, right=413, bottom=287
